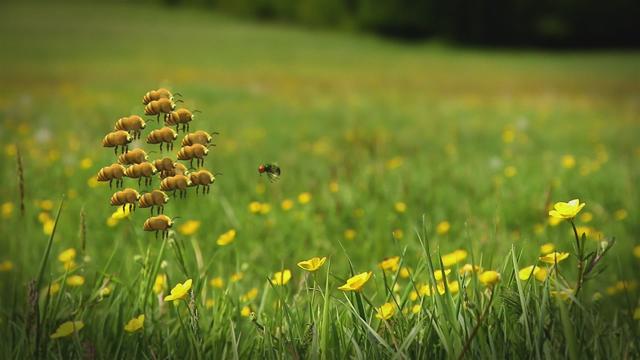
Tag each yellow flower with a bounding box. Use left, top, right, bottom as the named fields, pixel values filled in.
left=38, top=212, right=52, bottom=224
left=579, top=211, right=593, bottom=223
left=533, top=223, right=545, bottom=235
left=297, top=257, right=327, bottom=272
left=298, top=192, right=312, bottom=204
left=459, top=263, right=482, bottom=275
left=338, top=272, right=372, bottom=292
left=441, top=249, right=467, bottom=267
left=539, top=252, right=570, bottom=264
left=412, top=304, right=422, bottom=314
left=50, top=321, right=84, bottom=339
left=124, top=314, right=145, bottom=333
left=43, top=220, right=55, bottom=236
left=270, top=270, right=292, bottom=286
left=399, top=267, right=411, bottom=278
left=230, top=272, right=244, bottom=282
left=551, top=289, right=573, bottom=301
left=614, top=209, right=628, bottom=221
left=164, top=279, right=192, bottom=302
left=111, top=206, right=132, bottom=220
left=44, top=282, right=60, bottom=296
left=259, top=203, right=271, bottom=215
left=4, top=143, right=16, bottom=157
left=436, top=221, right=450, bottom=235
left=433, top=269, right=451, bottom=282
left=504, top=166, right=517, bottom=177
left=38, top=200, right=54, bottom=211
left=0, top=260, right=14, bottom=272
left=518, top=266, right=548, bottom=282
left=240, top=305, right=252, bottom=317
left=437, top=280, right=460, bottom=295
left=561, top=155, right=576, bottom=169
left=375, top=302, right=396, bottom=320
left=634, top=245, right=640, bottom=259
left=62, top=260, right=77, bottom=271
left=392, top=229, right=404, bottom=240
left=248, top=201, right=262, bottom=214
left=66, top=275, right=85, bottom=287
left=478, top=271, right=501, bottom=286
left=548, top=216, right=562, bottom=227
left=329, top=181, right=339, bottom=193
left=153, top=274, right=167, bottom=294
left=344, top=229, right=356, bottom=241
left=206, top=299, right=215, bottom=309
left=1, top=202, right=13, bottom=219
left=540, top=243, right=555, bottom=255
left=106, top=217, right=119, bottom=227
left=216, top=229, right=236, bottom=246
left=58, top=248, right=76, bottom=263
left=281, top=199, right=294, bottom=211
left=209, top=276, right=224, bottom=288
left=394, top=202, right=407, bottom=213
left=502, top=128, right=515, bottom=143
left=385, top=156, right=404, bottom=170
left=241, top=287, right=259, bottom=302
left=99, top=286, right=112, bottom=297
left=88, top=176, right=102, bottom=188
left=378, top=256, right=400, bottom=272
left=548, top=199, right=586, bottom=219
left=178, top=220, right=201, bottom=236
left=80, top=157, right=93, bottom=169
left=634, top=307, right=640, bottom=320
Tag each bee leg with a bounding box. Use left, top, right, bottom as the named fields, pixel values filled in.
left=160, top=143, right=163, bottom=153
left=109, top=179, right=112, bottom=189
left=190, top=159, right=193, bottom=169
left=138, top=178, right=142, bottom=187
left=155, top=231, right=158, bottom=240
left=114, top=146, right=118, bottom=156
left=156, top=114, right=160, bottom=123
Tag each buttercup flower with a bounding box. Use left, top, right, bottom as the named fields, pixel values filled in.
left=66, top=275, right=85, bottom=287
left=518, top=266, right=548, bottom=282
left=459, top=263, right=482, bottom=275
left=344, top=229, right=356, bottom=240
left=58, top=248, right=76, bottom=263
left=561, top=155, right=576, bottom=169
left=1, top=202, right=13, bottom=218
left=270, top=270, right=292, bottom=285
left=50, top=321, right=84, bottom=339
left=210, top=276, right=224, bottom=288
left=539, top=252, right=570, bottom=264
left=549, top=199, right=586, bottom=219
left=248, top=201, right=262, bottom=214
left=338, top=272, right=372, bottom=292
left=297, top=257, right=327, bottom=272
left=436, top=221, right=450, bottom=235
left=217, top=229, right=236, bottom=246
left=394, top=202, right=406, bottom=213
left=437, top=280, right=460, bottom=295
left=433, top=269, right=451, bottom=282
left=124, top=314, right=145, bottom=333
left=178, top=220, right=201, bottom=236
left=375, top=302, right=396, bottom=320
left=111, top=206, right=132, bottom=220
left=281, top=199, right=294, bottom=211
left=241, top=306, right=252, bottom=317
left=540, top=243, right=555, bottom=255
left=378, top=256, right=400, bottom=272
left=241, top=288, right=259, bottom=302
left=164, top=279, right=192, bottom=302
left=478, top=271, right=501, bottom=286
left=634, top=245, right=640, bottom=259
left=441, top=249, right=467, bottom=267
left=298, top=192, right=312, bottom=204
left=153, top=274, right=167, bottom=294
left=0, top=260, right=14, bottom=272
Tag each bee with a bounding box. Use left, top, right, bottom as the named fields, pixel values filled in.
left=177, top=144, right=212, bottom=169
left=258, top=163, right=281, bottom=182
left=97, top=163, right=126, bottom=188
left=146, top=127, right=177, bottom=152
left=181, top=130, right=218, bottom=147
left=110, top=188, right=141, bottom=212
left=160, top=174, right=192, bottom=198
left=189, top=169, right=218, bottom=194
left=117, top=148, right=149, bottom=165
left=143, top=214, right=174, bottom=239
left=164, top=108, right=200, bottom=133
left=153, top=157, right=175, bottom=178
left=160, top=162, right=189, bottom=179
left=138, top=190, right=169, bottom=215
left=144, top=98, right=179, bottom=122
left=114, top=115, right=146, bottom=139
left=142, top=88, right=180, bottom=105
left=102, top=130, right=133, bottom=155
left=124, top=162, right=158, bottom=186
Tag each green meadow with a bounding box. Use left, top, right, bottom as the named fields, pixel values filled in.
left=0, top=0, right=639, bottom=358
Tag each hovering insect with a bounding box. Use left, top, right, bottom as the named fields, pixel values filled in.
left=143, top=214, right=174, bottom=239
left=124, top=162, right=157, bottom=186
left=102, top=130, right=133, bottom=155
left=160, top=162, right=189, bottom=179
left=177, top=144, right=212, bottom=169
left=164, top=108, right=200, bottom=133
left=138, top=190, right=169, bottom=215
left=146, top=127, right=178, bottom=152
left=258, top=163, right=281, bottom=182
left=114, top=115, right=146, bottom=139
left=144, top=98, right=180, bottom=122
left=97, top=164, right=127, bottom=188
left=142, top=88, right=180, bottom=105
left=110, top=188, right=141, bottom=212
left=153, top=157, right=175, bottom=178
left=181, top=130, right=218, bottom=147
left=117, top=148, right=148, bottom=165
left=160, top=174, right=192, bottom=198
left=189, top=170, right=218, bottom=195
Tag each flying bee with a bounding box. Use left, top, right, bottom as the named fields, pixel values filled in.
left=124, top=162, right=157, bottom=186
left=153, top=157, right=175, bottom=178
left=160, top=162, right=189, bottom=179
left=110, top=188, right=141, bottom=212
left=139, top=190, right=169, bottom=215
left=117, top=148, right=148, bottom=165
left=189, top=169, right=218, bottom=195
left=102, top=130, right=133, bottom=155
left=144, top=98, right=181, bottom=122
left=143, top=214, right=175, bottom=239
left=142, top=88, right=180, bottom=105
left=258, top=163, right=281, bottom=182
left=164, top=108, right=200, bottom=133
left=181, top=130, right=218, bottom=147
left=146, top=127, right=177, bottom=152
left=97, top=163, right=126, bottom=188
left=160, top=174, right=192, bottom=198
left=177, top=144, right=212, bottom=169
left=114, top=115, right=146, bottom=139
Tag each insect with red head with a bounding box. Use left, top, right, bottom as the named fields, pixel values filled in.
left=258, top=163, right=281, bottom=182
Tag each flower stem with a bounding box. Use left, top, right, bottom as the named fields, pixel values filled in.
left=570, top=220, right=584, bottom=297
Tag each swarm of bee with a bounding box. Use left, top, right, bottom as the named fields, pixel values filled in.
left=97, top=88, right=221, bottom=239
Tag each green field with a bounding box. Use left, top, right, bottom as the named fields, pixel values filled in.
left=1, top=1, right=639, bottom=358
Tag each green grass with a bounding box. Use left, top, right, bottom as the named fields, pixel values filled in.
left=1, top=0, right=639, bottom=358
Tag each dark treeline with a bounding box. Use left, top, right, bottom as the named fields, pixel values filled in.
left=161, top=0, right=640, bottom=47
